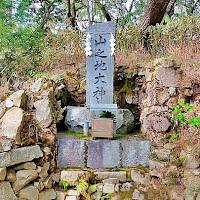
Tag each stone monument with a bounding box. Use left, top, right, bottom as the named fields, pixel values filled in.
left=65, top=22, right=135, bottom=133
left=85, top=21, right=117, bottom=110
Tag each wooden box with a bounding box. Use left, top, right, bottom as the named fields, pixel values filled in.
left=91, top=118, right=114, bottom=139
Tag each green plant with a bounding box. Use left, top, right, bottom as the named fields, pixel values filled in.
left=169, top=100, right=200, bottom=143
left=189, top=186, right=200, bottom=196
left=169, top=100, right=196, bottom=127
left=188, top=117, right=200, bottom=128
left=77, top=179, right=90, bottom=200
left=170, top=133, right=179, bottom=140
left=76, top=179, right=110, bottom=200
left=88, top=184, right=97, bottom=194
left=100, top=194, right=111, bottom=200
left=99, top=111, right=115, bottom=119
left=61, top=179, right=69, bottom=190
left=177, top=156, right=185, bottom=167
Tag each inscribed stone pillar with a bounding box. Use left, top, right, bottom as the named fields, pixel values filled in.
left=85, top=22, right=116, bottom=106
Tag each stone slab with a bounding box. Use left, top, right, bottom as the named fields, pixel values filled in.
left=58, top=139, right=85, bottom=168
left=0, top=145, right=43, bottom=167
left=121, top=140, right=150, bottom=167
left=87, top=140, right=120, bottom=168
left=65, top=106, right=134, bottom=134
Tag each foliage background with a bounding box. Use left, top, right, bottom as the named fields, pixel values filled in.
left=0, top=0, right=199, bottom=80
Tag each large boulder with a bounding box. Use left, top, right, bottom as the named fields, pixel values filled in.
left=0, top=107, right=24, bottom=144
left=34, top=99, right=53, bottom=128
left=0, top=145, right=43, bottom=167
left=0, top=182, right=17, bottom=200
left=65, top=106, right=135, bottom=134
left=9, top=90, right=27, bottom=109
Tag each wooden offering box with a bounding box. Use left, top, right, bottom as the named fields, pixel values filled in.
left=91, top=118, right=114, bottom=139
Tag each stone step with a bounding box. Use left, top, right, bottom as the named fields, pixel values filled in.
left=58, top=136, right=150, bottom=169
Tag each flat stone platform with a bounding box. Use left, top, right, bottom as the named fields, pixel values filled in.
left=58, top=133, right=150, bottom=169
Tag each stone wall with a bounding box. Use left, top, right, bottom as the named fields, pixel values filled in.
left=139, top=58, right=200, bottom=200
left=139, top=58, right=192, bottom=146
left=0, top=78, right=66, bottom=170
left=1, top=58, right=199, bottom=200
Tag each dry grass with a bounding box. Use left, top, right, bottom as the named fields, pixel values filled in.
left=1, top=15, right=200, bottom=79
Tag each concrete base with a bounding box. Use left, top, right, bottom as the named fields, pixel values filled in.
left=58, top=135, right=150, bottom=169
left=64, top=106, right=135, bottom=134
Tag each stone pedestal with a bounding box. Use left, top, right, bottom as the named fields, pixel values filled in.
left=64, top=106, right=135, bottom=134
left=58, top=136, right=150, bottom=169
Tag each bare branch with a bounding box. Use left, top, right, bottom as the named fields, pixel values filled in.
left=191, top=0, right=200, bottom=14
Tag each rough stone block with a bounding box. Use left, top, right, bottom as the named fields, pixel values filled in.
left=9, top=90, right=27, bottom=109
left=143, top=113, right=170, bottom=133
left=0, top=107, right=24, bottom=144
left=94, top=171, right=126, bottom=182
left=0, top=101, right=6, bottom=118
left=0, top=138, right=12, bottom=153
left=65, top=196, right=78, bottom=200
left=121, top=140, right=150, bottom=167
left=13, top=162, right=36, bottom=170
left=61, top=170, right=91, bottom=186
left=58, top=139, right=85, bottom=168
left=132, top=189, right=145, bottom=200
left=66, top=190, right=79, bottom=196
left=87, top=140, right=120, bottom=168
left=56, top=191, right=67, bottom=200
left=6, top=169, right=16, bottom=182
left=0, top=145, right=43, bottom=167
left=0, top=181, right=17, bottom=200
left=39, top=162, right=50, bottom=179
left=34, top=99, right=53, bottom=128
left=103, top=183, right=115, bottom=194
left=0, top=167, right=6, bottom=181
left=19, top=186, right=39, bottom=200
left=154, top=67, right=192, bottom=88
left=131, top=170, right=149, bottom=185
left=39, top=189, right=56, bottom=200
left=13, top=170, right=38, bottom=192
left=120, top=182, right=132, bottom=192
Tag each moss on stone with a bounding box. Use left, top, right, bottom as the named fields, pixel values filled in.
left=119, top=81, right=132, bottom=94
left=66, top=130, right=91, bottom=139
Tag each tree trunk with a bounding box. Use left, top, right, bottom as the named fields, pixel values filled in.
left=40, top=1, right=55, bottom=30
left=140, top=0, right=171, bottom=30
left=166, top=0, right=176, bottom=17
left=66, top=0, right=77, bottom=29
